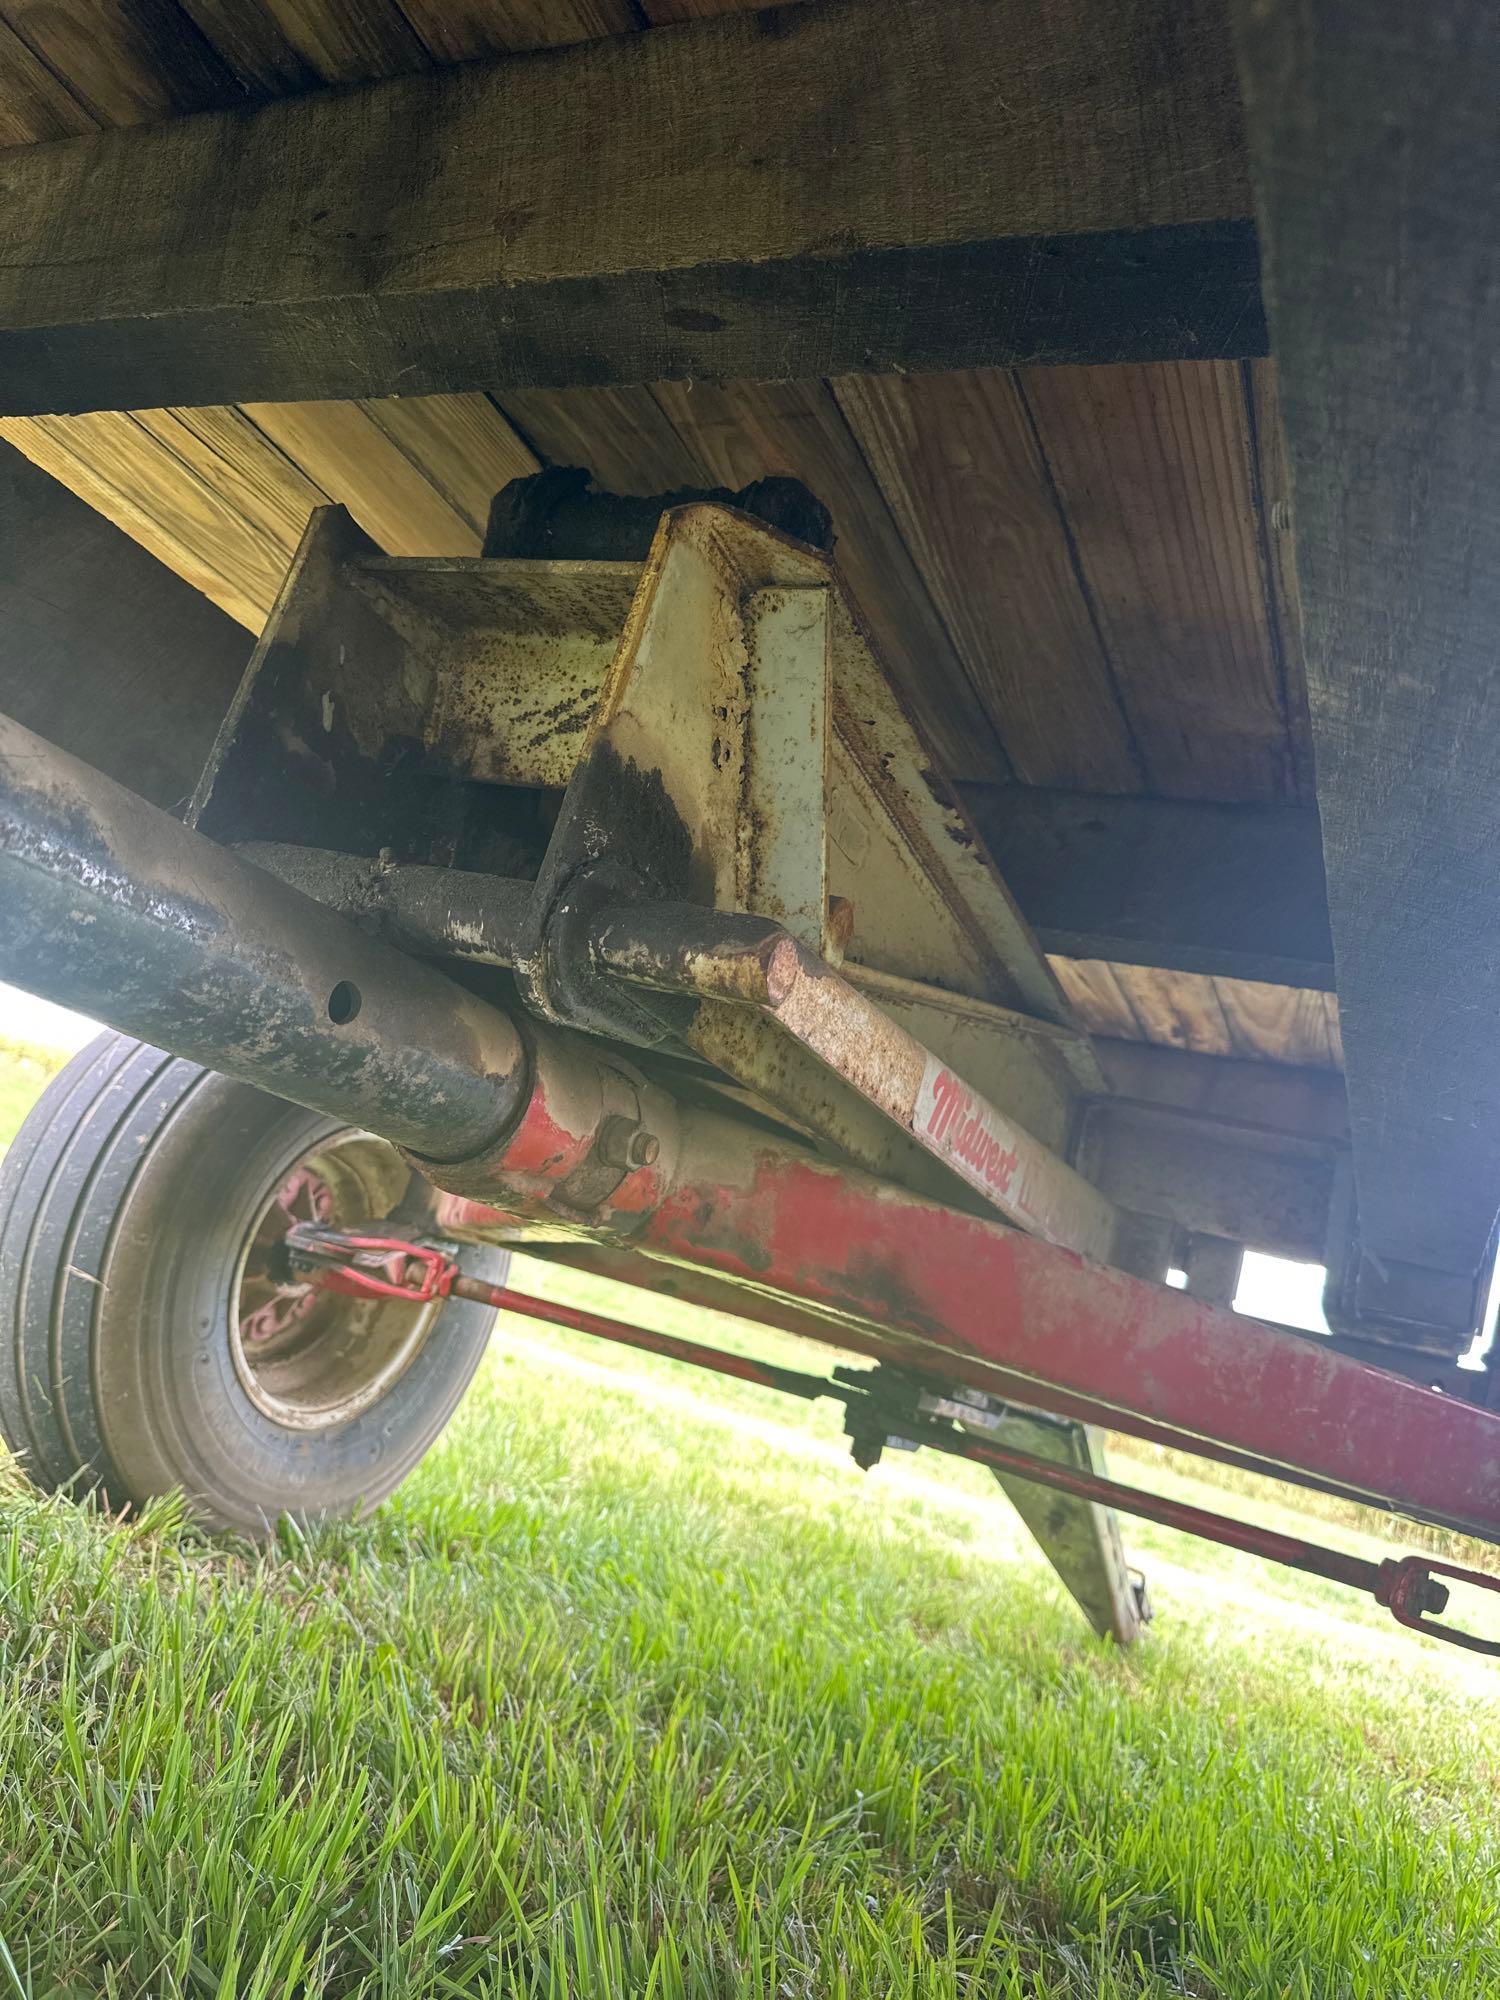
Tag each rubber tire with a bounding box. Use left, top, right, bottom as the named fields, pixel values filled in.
left=0, top=1032, right=504, bottom=1532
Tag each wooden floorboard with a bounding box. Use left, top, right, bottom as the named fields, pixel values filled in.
left=394, top=0, right=637, bottom=58
left=1054, top=957, right=1341, bottom=1069
left=1211, top=976, right=1334, bottom=1068
left=357, top=395, right=539, bottom=539
left=0, top=411, right=286, bottom=628
left=1048, top=959, right=1145, bottom=1046
left=0, top=14, right=95, bottom=141
left=499, top=385, right=705, bottom=495
left=1108, top=963, right=1236, bottom=1060
left=244, top=399, right=537, bottom=557
left=130, top=406, right=326, bottom=551
left=501, top=376, right=1015, bottom=784
left=0, top=0, right=242, bottom=124
left=639, top=0, right=803, bottom=15
left=3, top=392, right=538, bottom=629
left=1019, top=360, right=1296, bottom=801
left=835, top=370, right=1142, bottom=792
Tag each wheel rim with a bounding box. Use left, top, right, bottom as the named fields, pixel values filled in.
left=230, top=1132, right=440, bottom=1432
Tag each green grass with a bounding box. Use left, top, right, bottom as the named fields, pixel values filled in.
left=0, top=1262, right=1495, bottom=1999
left=0, top=1037, right=68, bottom=1151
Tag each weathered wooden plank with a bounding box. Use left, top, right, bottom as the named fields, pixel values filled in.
left=500, top=376, right=1011, bottom=780
left=963, top=782, right=1334, bottom=987
left=1020, top=360, right=1294, bottom=800
left=499, top=385, right=706, bottom=495
left=639, top=0, right=801, bottom=16
left=1048, top=958, right=1144, bottom=1044
left=171, top=0, right=321, bottom=93
left=356, top=395, right=538, bottom=538
left=1120, top=972, right=1344, bottom=1080
left=649, top=376, right=1011, bottom=782
left=2, top=392, right=538, bottom=631
left=0, top=412, right=289, bottom=628
left=835, top=372, right=1142, bottom=792
left=1093, top=1038, right=1348, bottom=1143
left=1054, top=956, right=1341, bottom=1070
left=205, top=0, right=428, bottom=82
left=0, top=444, right=248, bottom=809
left=1210, top=974, right=1334, bottom=1069
left=130, top=406, right=327, bottom=550
left=1109, top=964, right=1236, bottom=1060
left=242, top=399, right=534, bottom=556
left=1077, top=1099, right=1336, bottom=1260
left=0, top=13, right=96, bottom=142
left=1234, top=0, right=1500, bottom=1284
left=0, top=0, right=1260, bottom=414
left=0, top=0, right=244, bottom=125
left=0, top=422, right=249, bottom=621
left=394, top=0, right=636, bottom=59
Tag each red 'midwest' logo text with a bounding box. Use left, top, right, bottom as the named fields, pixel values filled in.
left=921, top=1067, right=1019, bottom=1197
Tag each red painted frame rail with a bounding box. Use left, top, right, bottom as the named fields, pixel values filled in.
left=434, top=1125, right=1500, bottom=1544
left=287, top=1225, right=1500, bottom=1658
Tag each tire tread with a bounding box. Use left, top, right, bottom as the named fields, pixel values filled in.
left=0, top=1031, right=496, bottom=1527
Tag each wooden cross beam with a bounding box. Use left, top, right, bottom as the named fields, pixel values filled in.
left=0, top=0, right=1260, bottom=415
left=962, top=785, right=1334, bottom=990
left=1235, top=0, right=1500, bottom=1333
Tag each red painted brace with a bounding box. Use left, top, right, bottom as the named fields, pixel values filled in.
left=400, top=1025, right=1500, bottom=1544
left=287, top=1224, right=1500, bottom=1659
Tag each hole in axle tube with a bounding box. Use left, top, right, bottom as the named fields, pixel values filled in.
left=327, top=980, right=362, bottom=1026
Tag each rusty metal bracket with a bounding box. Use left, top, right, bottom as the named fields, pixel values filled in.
left=197, top=503, right=1106, bottom=1235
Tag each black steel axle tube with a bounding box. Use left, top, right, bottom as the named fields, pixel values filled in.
left=0, top=713, right=528, bottom=1162
left=236, top=843, right=532, bottom=967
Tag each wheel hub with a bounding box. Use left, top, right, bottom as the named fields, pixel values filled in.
left=229, top=1134, right=440, bottom=1432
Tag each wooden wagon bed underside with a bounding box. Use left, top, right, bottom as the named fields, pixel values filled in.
left=0, top=0, right=1494, bottom=1348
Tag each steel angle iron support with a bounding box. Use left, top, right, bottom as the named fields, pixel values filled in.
left=587, top=897, right=1116, bottom=1258
left=498, top=500, right=1078, bottom=1056
left=201, top=501, right=1108, bottom=1262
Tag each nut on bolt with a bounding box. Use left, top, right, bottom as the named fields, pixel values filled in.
left=596, top=1113, right=661, bottom=1172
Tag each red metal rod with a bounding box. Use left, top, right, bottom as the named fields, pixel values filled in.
left=469, top=1278, right=1500, bottom=1656
left=455, top=1276, right=832, bottom=1403
left=936, top=1428, right=1382, bottom=1594
left=289, top=1229, right=1500, bottom=1657
left=522, top=1242, right=1437, bottom=1517
left=628, top=1152, right=1500, bottom=1542
left=454, top=1279, right=1403, bottom=1605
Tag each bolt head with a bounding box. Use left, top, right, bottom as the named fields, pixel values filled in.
left=596, top=1113, right=661, bottom=1173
